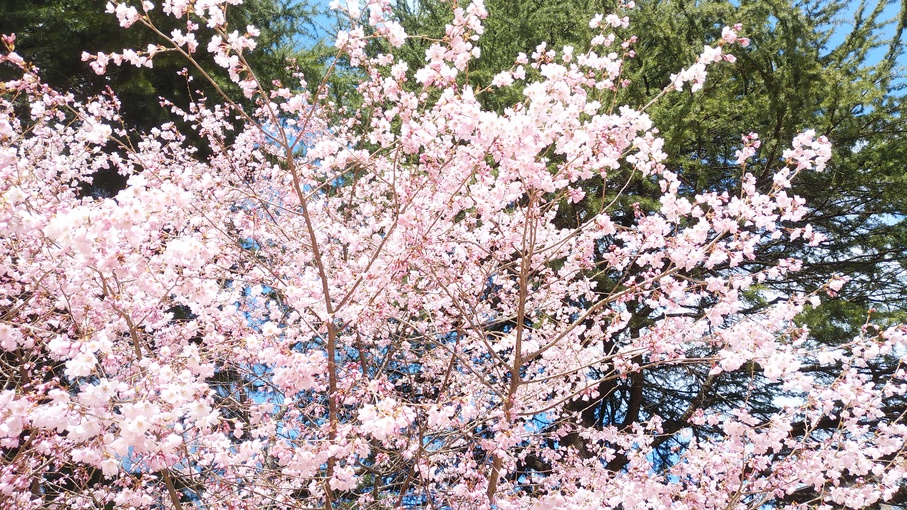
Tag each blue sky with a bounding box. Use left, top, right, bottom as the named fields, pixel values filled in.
left=822, top=0, right=905, bottom=74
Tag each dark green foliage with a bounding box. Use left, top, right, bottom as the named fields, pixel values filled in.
left=0, top=0, right=327, bottom=118
left=620, top=0, right=907, bottom=339
left=0, top=0, right=333, bottom=195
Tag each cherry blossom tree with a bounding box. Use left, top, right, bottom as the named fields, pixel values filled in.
left=1, top=0, right=906, bottom=508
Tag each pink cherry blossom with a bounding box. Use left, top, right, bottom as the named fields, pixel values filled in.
left=0, top=2, right=903, bottom=509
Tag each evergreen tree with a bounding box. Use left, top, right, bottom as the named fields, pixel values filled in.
left=393, top=0, right=907, bottom=364
left=0, top=0, right=334, bottom=195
